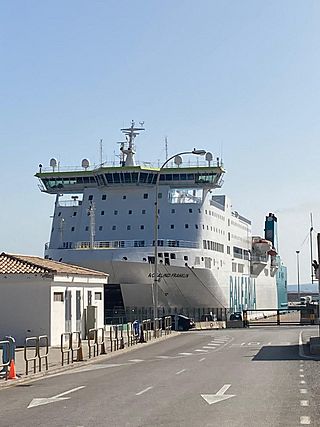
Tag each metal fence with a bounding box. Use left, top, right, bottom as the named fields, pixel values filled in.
left=105, top=307, right=229, bottom=323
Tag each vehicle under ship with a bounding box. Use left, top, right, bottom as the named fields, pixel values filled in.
left=35, top=122, right=287, bottom=317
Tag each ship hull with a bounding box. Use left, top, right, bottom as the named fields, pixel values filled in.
left=46, top=248, right=277, bottom=310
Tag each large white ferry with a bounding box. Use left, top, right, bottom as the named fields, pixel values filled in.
left=36, top=122, right=285, bottom=316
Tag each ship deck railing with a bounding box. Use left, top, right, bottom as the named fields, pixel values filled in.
left=73, top=239, right=200, bottom=250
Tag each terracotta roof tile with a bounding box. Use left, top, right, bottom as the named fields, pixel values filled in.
left=0, top=253, right=108, bottom=278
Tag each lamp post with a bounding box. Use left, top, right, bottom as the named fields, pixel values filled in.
left=153, top=149, right=206, bottom=321
left=296, top=250, right=300, bottom=304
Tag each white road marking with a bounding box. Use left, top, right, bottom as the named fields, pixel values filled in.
left=241, top=342, right=246, bottom=346
left=300, top=400, right=309, bottom=407
left=201, top=384, right=235, bottom=405
left=248, top=342, right=260, bottom=346
left=28, top=386, right=85, bottom=408
left=179, top=352, right=193, bottom=356
left=136, top=386, right=153, bottom=396
left=300, top=369, right=304, bottom=372
left=176, top=369, right=187, bottom=375
left=208, top=343, right=220, bottom=346
left=300, top=416, right=311, bottom=424
left=199, top=358, right=206, bottom=362
left=300, top=380, right=306, bottom=384
left=213, top=340, right=227, bottom=344
left=156, top=355, right=171, bottom=359
left=129, top=359, right=144, bottom=363
left=300, top=374, right=305, bottom=378
left=300, top=389, right=308, bottom=394
left=203, top=346, right=214, bottom=349
left=195, top=349, right=208, bottom=352
left=267, top=342, right=272, bottom=345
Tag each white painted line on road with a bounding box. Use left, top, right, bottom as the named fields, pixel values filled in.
left=136, top=386, right=153, bottom=396
left=300, top=374, right=305, bottom=378
left=176, top=369, right=187, bottom=375
left=300, top=369, right=304, bottom=372
left=28, top=386, right=86, bottom=408
left=300, top=380, right=306, bottom=384
left=129, top=359, right=144, bottom=363
left=156, top=355, right=171, bottom=359
left=208, top=343, right=220, bottom=346
left=179, top=352, right=193, bottom=356
left=241, top=342, right=246, bottom=346
left=201, top=384, right=235, bottom=405
left=212, top=340, right=227, bottom=344
left=267, top=342, right=272, bottom=345
left=300, top=415, right=311, bottom=425
left=300, top=389, right=308, bottom=394
left=195, top=349, right=208, bottom=352
left=199, top=358, right=206, bottom=362
left=203, top=346, right=215, bottom=349
left=300, top=400, right=309, bottom=407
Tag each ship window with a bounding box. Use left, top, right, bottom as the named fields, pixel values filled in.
left=189, top=208, right=193, bottom=213
left=127, top=225, right=131, bottom=230
left=123, top=195, right=127, bottom=199
left=171, top=224, right=174, bottom=229
left=73, top=211, right=77, bottom=217
left=187, top=174, right=194, bottom=180
left=124, top=173, right=131, bottom=183
left=101, top=211, right=105, bottom=215
left=143, top=193, right=148, bottom=199
left=128, top=210, right=132, bottom=214
left=134, top=240, right=145, bottom=247
left=76, top=177, right=83, bottom=184
left=238, top=264, right=244, bottom=273
left=112, top=225, right=116, bottom=230
left=184, top=255, right=188, bottom=261
left=58, top=212, right=61, bottom=216
left=85, top=226, right=89, bottom=231
left=203, top=240, right=207, bottom=249
left=165, top=174, right=172, bottom=181
left=140, top=225, right=145, bottom=230
left=90, top=177, right=96, bottom=183
left=71, top=227, right=75, bottom=231
left=114, top=210, right=118, bottom=215
left=185, top=224, right=189, bottom=229
left=105, top=173, right=113, bottom=183
left=142, top=209, right=146, bottom=214
left=227, top=246, right=230, bottom=255
left=132, top=172, right=138, bottom=183
left=147, top=173, right=155, bottom=184
left=232, top=263, right=237, bottom=272
left=205, top=210, right=207, bottom=214
left=170, top=253, right=176, bottom=259
left=99, top=226, right=103, bottom=231
left=113, top=173, right=120, bottom=183
left=171, top=209, right=175, bottom=214
left=140, top=172, right=147, bottom=183
left=195, top=224, right=198, bottom=229
left=88, top=195, right=93, bottom=201
left=95, top=292, right=102, bottom=300
left=180, top=174, right=187, bottom=180
left=173, top=174, right=180, bottom=180
left=102, top=194, right=107, bottom=200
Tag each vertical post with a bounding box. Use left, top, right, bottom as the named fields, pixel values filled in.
left=310, top=213, right=314, bottom=284
left=296, top=250, right=300, bottom=303
left=317, top=233, right=320, bottom=336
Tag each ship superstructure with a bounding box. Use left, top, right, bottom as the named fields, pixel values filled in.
left=36, top=122, right=281, bottom=314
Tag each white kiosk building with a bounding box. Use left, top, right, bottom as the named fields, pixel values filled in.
left=0, top=252, right=108, bottom=346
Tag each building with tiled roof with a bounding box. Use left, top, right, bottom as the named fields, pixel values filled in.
left=0, top=252, right=108, bottom=346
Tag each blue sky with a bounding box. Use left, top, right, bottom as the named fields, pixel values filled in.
left=1, top=0, right=319, bottom=284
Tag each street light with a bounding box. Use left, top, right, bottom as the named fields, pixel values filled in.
left=153, top=149, right=206, bottom=321
left=296, top=250, right=300, bottom=303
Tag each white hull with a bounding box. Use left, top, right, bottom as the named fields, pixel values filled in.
left=46, top=248, right=277, bottom=310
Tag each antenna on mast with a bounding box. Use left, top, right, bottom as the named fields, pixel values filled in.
left=310, top=212, right=314, bottom=283
left=165, top=136, right=168, bottom=161
left=99, top=139, right=103, bottom=166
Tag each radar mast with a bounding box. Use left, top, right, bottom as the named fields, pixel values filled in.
left=120, top=120, right=145, bottom=166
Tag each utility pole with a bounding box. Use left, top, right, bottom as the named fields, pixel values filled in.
left=296, top=250, right=300, bottom=303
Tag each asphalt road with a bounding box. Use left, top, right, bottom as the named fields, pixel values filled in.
left=0, top=326, right=319, bottom=427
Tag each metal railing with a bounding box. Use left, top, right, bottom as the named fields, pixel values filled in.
left=24, top=336, right=49, bottom=375
left=0, top=340, right=11, bottom=380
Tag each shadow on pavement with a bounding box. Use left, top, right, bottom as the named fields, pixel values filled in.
left=252, top=345, right=303, bottom=361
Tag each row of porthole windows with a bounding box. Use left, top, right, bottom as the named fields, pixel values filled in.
left=88, top=193, right=151, bottom=201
